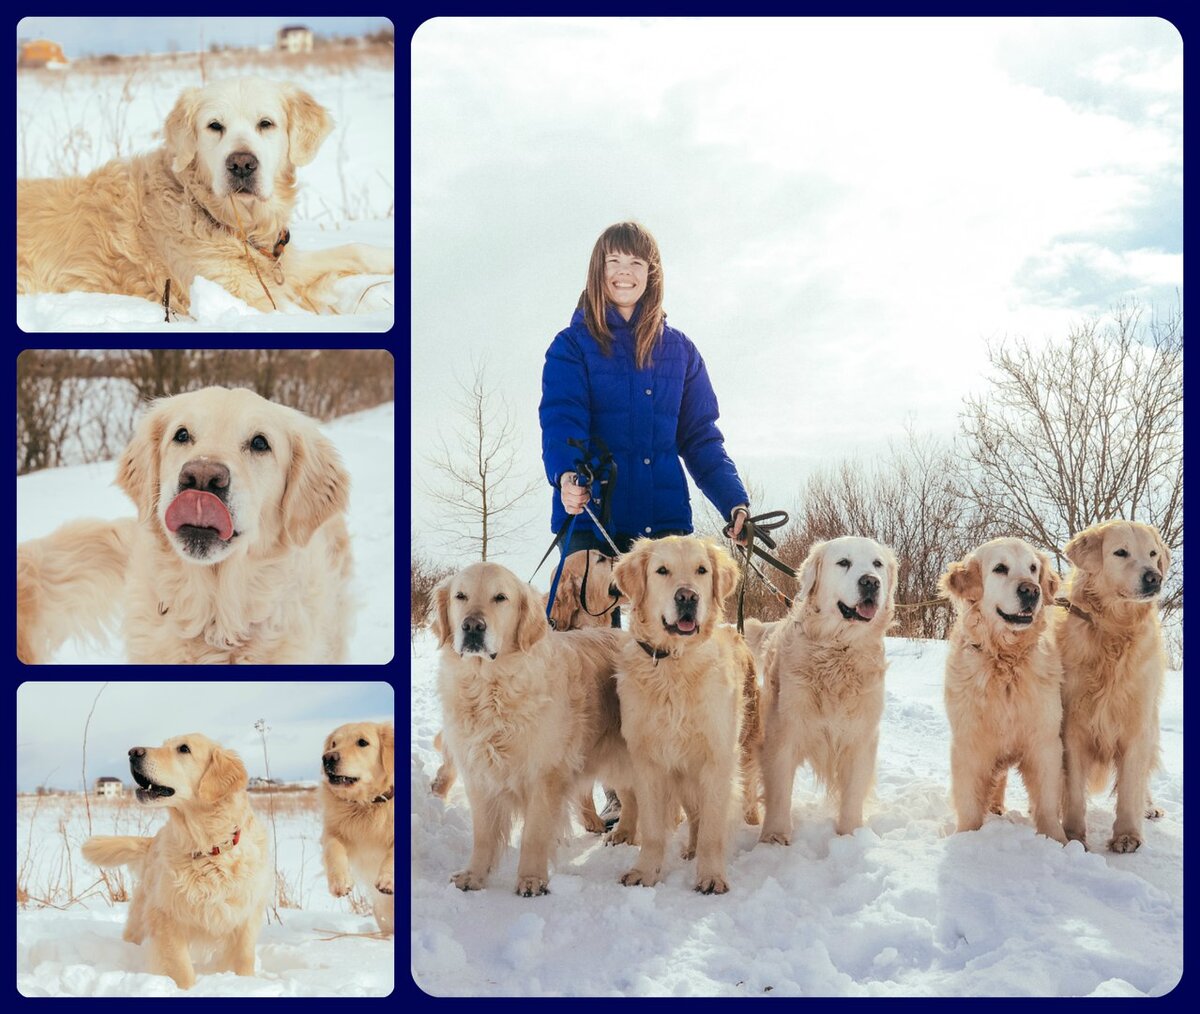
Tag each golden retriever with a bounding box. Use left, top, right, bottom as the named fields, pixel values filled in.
left=80, top=734, right=269, bottom=990
left=16, top=386, right=352, bottom=664
left=321, top=722, right=395, bottom=934
left=940, top=538, right=1067, bottom=843
left=1058, top=520, right=1170, bottom=853
left=757, top=536, right=897, bottom=843
left=431, top=548, right=626, bottom=832
left=432, top=561, right=636, bottom=896
left=611, top=536, right=761, bottom=894
left=17, top=77, right=392, bottom=315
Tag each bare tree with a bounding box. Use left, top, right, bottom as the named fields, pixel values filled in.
left=424, top=361, right=541, bottom=562
left=959, top=300, right=1182, bottom=611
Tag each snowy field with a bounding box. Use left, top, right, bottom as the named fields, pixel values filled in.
left=17, top=793, right=393, bottom=996
left=410, top=630, right=1183, bottom=997
left=16, top=401, right=395, bottom=664
left=16, top=57, right=394, bottom=331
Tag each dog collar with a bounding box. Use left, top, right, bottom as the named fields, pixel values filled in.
left=372, top=787, right=394, bottom=804
left=636, top=640, right=672, bottom=660
left=1065, top=601, right=1094, bottom=625
left=190, top=826, right=241, bottom=859
left=191, top=197, right=290, bottom=260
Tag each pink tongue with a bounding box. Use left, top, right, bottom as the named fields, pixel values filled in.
left=676, top=617, right=697, bottom=632
left=856, top=602, right=878, bottom=620
left=164, top=490, right=233, bottom=540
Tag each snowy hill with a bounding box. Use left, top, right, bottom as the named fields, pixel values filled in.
left=16, top=401, right=394, bottom=664
left=409, top=629, right=1182, bottom=996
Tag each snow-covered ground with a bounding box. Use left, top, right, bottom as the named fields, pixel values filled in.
left=410, top=630, right=1183, bottom=997
left=16, top=401, right=395, bottom=664
left=17, top=794, right=393, bottom=996
left=16, top=60, right=394, bottom=330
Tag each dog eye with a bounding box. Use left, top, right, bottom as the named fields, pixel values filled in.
left=992, top=564, right=1009, bottom=574
left=493, top=593, right=508, bottom=603
left=1150, top=550, right=1158, bottom=558
left=454, top=591, right=467, bottom=601
left=656, top=566, right=669, bottom=576
left=207, top=120, right=223, bottom=133
left=173, top=427, right=190, bottom=443
left=357, top=738, right=369, bottom=747
left=177, top=744, right=190, bottom=753
left=258, top=119, right=274, bottom=129
left=697, top=565, right=707, bottom=575
left=1113, top=548, right=1129, bottom=557
left=873, top=559, right=882, bottom=569
left=837, top=559, right=851, bottom=569
left=1030, top=564, right=1037, bottom=574
left=249, top=434, right=270, bottom=452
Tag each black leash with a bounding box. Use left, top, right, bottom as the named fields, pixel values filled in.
left=721, top=510, right=794, bottom=635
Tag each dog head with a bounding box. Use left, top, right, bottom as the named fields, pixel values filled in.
left=794, top=536, right=898, bottom=637
left=940, top=537, right=1060, bottom=631
left=1064, top=520, right=1169, bottom=603
left=432, top=561, right=547, bottom=659
left=127, top=733, right=247, bottom=809
left=321, top=722, right=394, bottom=803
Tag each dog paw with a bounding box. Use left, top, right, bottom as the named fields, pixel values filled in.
left=515, top=876, right=550, bottom=897
left=604, top=827, right=637, bottom=847
left=1146, top=804, right=1165, bottom=820
left=328, top=876, right=354, bottom=897
left=619, top=867, right=659, bottom=887
left=375, top=873, right=394, bottom=895
left=759, top=830, right=791, bottom=846
left=680, top=845, right=696, bottom=861
left=1108, top=833, right=1142, bottom=854
left=743, top=805, right=761, bottom=826
left=580, top=812, right=606, bottom=834
left=451, top=869, right=486, bottom=891
left=694, top=873, right=730, bottom=895
left=430, top=774, right=453, bottom=798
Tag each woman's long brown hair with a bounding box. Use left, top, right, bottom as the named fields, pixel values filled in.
left=577, top=221, right=664, bottom=369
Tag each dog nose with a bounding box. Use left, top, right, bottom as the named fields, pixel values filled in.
left=322, top=751, right=339, bottom=768
left=1017, top=580, right=1040, bottom=607
left=1141, top=569, right=1162, bottom=594
left=461, top=614, right=487, bottom=635
left=858, top=574, right=880, bottom=596
left=226, top=150, right=258, bottom=179
left=129, top=747, right=145, bottom=759
left=178, top=459, right=229, bottom=494
left=674, top=588, right=698, bottom=606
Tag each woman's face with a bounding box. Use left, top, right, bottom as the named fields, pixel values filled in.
left=603, top=251, right=648, bottom=320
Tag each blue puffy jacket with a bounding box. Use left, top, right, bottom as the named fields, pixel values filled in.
left=539, top=304, right=749, bottom=538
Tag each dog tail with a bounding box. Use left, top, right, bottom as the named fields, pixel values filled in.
left=17, top=517, right=135, bottom=664
left=81, top=835, right=153, bottom=869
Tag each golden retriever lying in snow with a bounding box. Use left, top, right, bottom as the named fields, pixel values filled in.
left=321, top=722, right=395, bottom=933
left=432, top=561, right=636, bottom=896
left=611, top=536, right=761, bottom=894
left=81, top=734, right=269, bottom=989
left=17, top=77, right=392, bottom=315
left=756, top=536, right=897, bottom=843
left=17, top=386, right=353, bottom=664
left=1058, top=520, right=1170, bottom=853
left=940, top=538, right=1067, bottom=843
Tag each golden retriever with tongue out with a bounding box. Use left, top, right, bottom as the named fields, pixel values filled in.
left=756, top=536, right=897, bottom=844
left=16, top=386, right=352, bottom=664
left=611, top=536, right=760, bottom=895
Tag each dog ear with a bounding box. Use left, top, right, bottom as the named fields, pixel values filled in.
left=282, top=85, right=334, bottom=167
left=1064, top=527, right=1103, bottom=573
left=377, top=724, right=394, bottom=785
left=515, top=581, right=549, bottom=652
left=709, top=542, right=740, bottom=606
left=1037, top=551, right=1061, bottom=602
left=1152, top=529, right=1171, bottom=578
left=797, top=541, right=826, bottom=603
left=939, top=555, right=982, bottom=604
left=281, top=424, right=350, bottom=547
left=430, top=576, right=454, bottom=647
left=547, top=567, right=581, bottom=631
left=613, top=541, right=649, bottom=612
left=163, top=87, right=201, bottom=174
left=117, top=401, right=166, bottom=522
left=883, top=545, right=899, bottom=611
left=197, top=747, right=248, bottom=803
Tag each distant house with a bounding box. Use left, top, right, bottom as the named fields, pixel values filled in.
left=248, top=777, right=279, bottom=789
left=277, top=26, right=314, bottom=54
left=19, top=39, right=69, bottom=68
left=95, top=777, right=122, bottom=798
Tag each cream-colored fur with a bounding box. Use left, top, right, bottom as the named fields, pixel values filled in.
left=757, top=537, right=897, bottom=843
left=80, top=734, right=269, bottom=990
left=1058, top=520, right=1170, bottom=853
left=17, top=77, right=392, bottom=315
left=16, top=386, right=352, bottom=664
left=941, top=538, right=1067, bottom=843
left=320, top=722, right=395, bottom=934
left=611, top=536, right=761, bottom=894
left=432, top=561, right=635, bottom=896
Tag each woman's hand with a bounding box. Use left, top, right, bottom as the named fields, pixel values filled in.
left=727, top=505, right=750, bottom=546
left=559, top=472, right=590, bottom=515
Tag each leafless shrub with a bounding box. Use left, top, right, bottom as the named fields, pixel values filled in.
left=411, top=554, right=455, bottom=633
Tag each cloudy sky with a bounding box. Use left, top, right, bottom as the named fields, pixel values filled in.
left=16, top=682, right=394, bottom=792
left=18, top=16, right=392, bottom=58
left=410, top=17, right=1181, bottom=581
